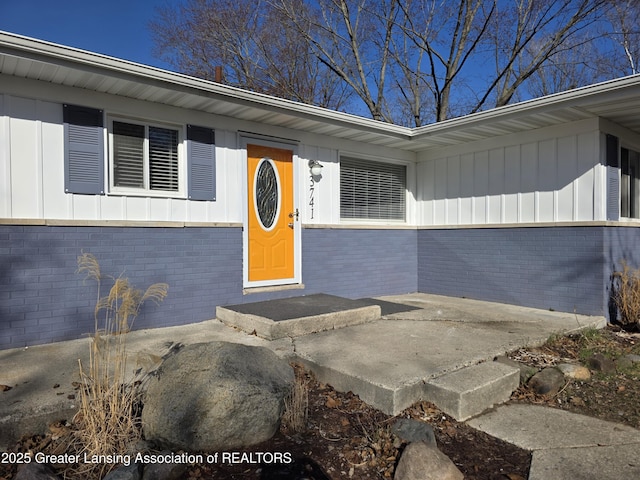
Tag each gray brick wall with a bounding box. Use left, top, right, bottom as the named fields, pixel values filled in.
left=5, top=223, right=634, bottom=348
left=301, top=228, right=418, bottom=299
left=1, top=225, right=244, bottom=349
left=417, top=226, right=606, bottom=316
left=1, top=225, right=419, bottom=349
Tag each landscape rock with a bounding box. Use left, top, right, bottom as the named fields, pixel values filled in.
left=570, top=396, right=586, bottom=406
left=102, top=463, right=142, bottom=480
left=142, top=341, right=294, bottom=452
left=141, top=456, right=187, bottom=480
left=528, top=367, right=565, bottom=396
left=14, top=463, right=60, bottom=480
left=623, top=353, right=640, bottom=363
left=393, top=441, right=464, bottom=480
left=615, top=354, right=640, bottom=371
left=495, top=356, right=537, bottom=384
left=260, top=457, right=330, bottom=479
left=587, top=353, right=616, bottom=374
left=391, top=418, right=436, bottom=446
left=556, top=363, right=591, bottom=381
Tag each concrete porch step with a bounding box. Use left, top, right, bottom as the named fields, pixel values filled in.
left=296, top=353, right=520, bottom=419
left=216, top=294, right=384, bottom=340
left=424, top=361, right=520, bottom=421
left=215, top=292, right=598, bottom=419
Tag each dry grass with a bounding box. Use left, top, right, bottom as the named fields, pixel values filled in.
left=612, top=261, right=640, bottom=329
left=282, top=365, right=309, bottom=434
left=71, top=253, right=168, bottom=478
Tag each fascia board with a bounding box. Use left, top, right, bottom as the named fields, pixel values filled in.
left=0, top=31, right=412, bottom=142
left=411, top=74, right=640, bottom=140
left=3, top=31, right=640, bottom=149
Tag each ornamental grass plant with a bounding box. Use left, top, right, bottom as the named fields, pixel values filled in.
left=612, top=261, right=640, bottom=331
left=281, top=365, right=309, bottom=434
left=72, top=253, right=168, bottom=478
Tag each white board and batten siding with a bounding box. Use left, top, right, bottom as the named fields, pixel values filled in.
left=0, top=93, right=241, bottom=223
left=0, top=91, right=414, bottom=226
left=417, top=118, right=604, bottom=226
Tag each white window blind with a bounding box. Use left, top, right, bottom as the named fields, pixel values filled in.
left=112, top=121, right=179, bottom=192
left=149, top=127, right=179, bottom=191
left=113, top=121, right=144, bottom=188
left=340, top=157, right=406, bottom=220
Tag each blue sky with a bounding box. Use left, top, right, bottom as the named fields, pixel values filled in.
left=0, top=0, right=174, bottom=70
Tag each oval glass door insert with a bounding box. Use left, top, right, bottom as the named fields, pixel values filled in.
left=254, top=158, right=280, bottom=230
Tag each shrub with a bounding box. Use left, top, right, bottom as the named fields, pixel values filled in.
left=612, top=261, right=640, bottom=330
left=73, top=253, right=168, bottom=478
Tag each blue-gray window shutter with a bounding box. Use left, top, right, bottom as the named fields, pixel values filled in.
left=606, top=134, right=619, bottom=221
left=187, top=125, right=216, bottom=201
left=63, top=104, right=104, bottom=195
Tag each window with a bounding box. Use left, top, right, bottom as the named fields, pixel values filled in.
left=621, top=147, right=640, bottom=219
left=64, top=105, right=216, bottom=200
left=340, top=157, right=406, bottom=221
left=111, top=120, right=180, bottom=193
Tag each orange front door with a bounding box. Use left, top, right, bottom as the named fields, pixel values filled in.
left=247, top=144, right=295, bottom=282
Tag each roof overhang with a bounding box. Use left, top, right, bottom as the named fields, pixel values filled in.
left=2, top=31, right=640, bottom=153
left=411, top=75, right=640, bottom=151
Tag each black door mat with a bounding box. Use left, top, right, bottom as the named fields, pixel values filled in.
left=357, top=298, right=422, bottom=316
left=222, top=294, right=421, bottom=322
left=222, top=294, right=375, bottom=322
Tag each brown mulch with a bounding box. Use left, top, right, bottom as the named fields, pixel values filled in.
left=507, top=326, right=640, bottom=428
left=1, top=325, right=638, bottom=480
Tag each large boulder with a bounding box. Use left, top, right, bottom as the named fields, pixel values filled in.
left=142, top=342, right=294, bottom=452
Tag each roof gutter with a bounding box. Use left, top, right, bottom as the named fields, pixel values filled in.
left=0, top=31, right=412, bottom=141
left=411, top=74, right=640, bottom=140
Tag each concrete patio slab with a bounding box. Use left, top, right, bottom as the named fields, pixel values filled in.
left=529, top=444, right=640, bottom=480
left=1, top=293, right=607, bottom=453
left=468, top=404, right=640, bottom=480
left=467, top=404, right=640, bottom=451
left=292, top=293, right=604, bottom=415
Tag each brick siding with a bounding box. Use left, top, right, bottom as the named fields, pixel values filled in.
left=418, top=226, right=606, bottom=316
left=1, top=225, right=419, bottom=349
left=0, top=225, right=243, bottom=349
left=3, top=223, right=637, bottom=348
left=301, top=228, right=418, bottom=299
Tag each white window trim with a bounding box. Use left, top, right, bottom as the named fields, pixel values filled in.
left=107, top=116, right=186, bottom=198
left=621, top=145, right=640, bottom=220
left=338, top=153, right=410, bottom=224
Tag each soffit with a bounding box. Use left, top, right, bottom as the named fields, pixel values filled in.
left=0, top=32, right=414, bottom=150
left=411, top=76, right=640, bottom=152
left=2, top=32, right=640, bottom=154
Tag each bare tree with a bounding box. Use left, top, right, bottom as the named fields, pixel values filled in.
left=273, top=0, right=401, bottom=122
left=151, top=0, right=623, bottom=125
left=150, top=0, right=351, bottom=110
left=393, top=0, right=495, bottom=122
left=603, top=0, right=640, bottom=76
left=525, top=40, right=602, bottom=98
left=473, top=0, right=608, bottom=111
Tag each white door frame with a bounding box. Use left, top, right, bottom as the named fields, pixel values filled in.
left=241, top=135, right=302, bottom=289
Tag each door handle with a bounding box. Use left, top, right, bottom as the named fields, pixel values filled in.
left=288, top=208, right=299, bottom=220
